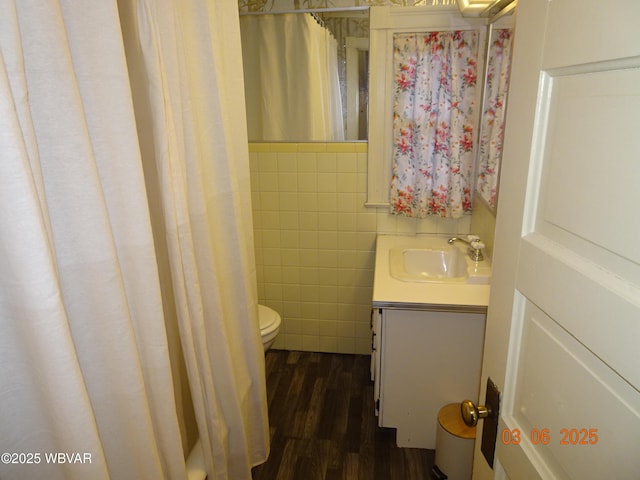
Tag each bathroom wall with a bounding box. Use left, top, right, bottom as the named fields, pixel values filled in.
left=250, top=142, right=472, bottom=354
left=470, top=195, right=497, bottom=261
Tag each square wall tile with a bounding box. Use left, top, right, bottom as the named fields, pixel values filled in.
left=279, top=211, right=298, bottom=230
left=257, top=152, right=278, bottom=171
left=337, top=173, right=357, bottom=193
left=336, top=153, right=358, bottom=173
left=336, top=337, right=356, bottom=354
left=298, top=193, right=318, bottom=212
left=317, top=249, right=338, bottom=267
left=259, top=192, right=279, bottom=211
left=317, top=173, right=337, bottom=193
left=317, top=153, right=337, bottom=172
left=299, top=213, right=318, bottom=230
left=263, top=283, right=282, bottom=301
left=318, top=300, right=338, bottom=317
left=355, top=338, right=372, bottom=355
left=278, top=172, right=297, bottom=192
left=318, top=336, right=338, bottom=353
left=278, top=192, right=298, bottom=211
left=301, top=335, right=320, bottom=352
left=318, top=212, right=338, bottom=231
left=317, top=231, right=338, bottom=249
left=277, top=153, right=297, bottom=172
left=337, top=193, right=357, bottom=213
left=356, top=212, right=377, bottom=232
left=280, top=231, right=299, bottom=248
left=336, top=321, right=356, bottom=338
left=261, top=230, right=281, bottom=248
left=298, top=153, right=318, bottom=172
left=282, top=282, right=300, bottom=299
left=280, top=249, right=299, bottom=266
left=318, top=193, right=338, bottom=212
left=298, top=173, right=318, bottom=193
left=338, top=213, right=357, bottom=231
left=302, top=318, right=319, bottom=335
left=285, top=334, right=304, bottom=351
left=261, top=211, right=280, bottom=228
left=283, top=316, right=302, bottom=334
left=299, top=285, right=318, bottom=303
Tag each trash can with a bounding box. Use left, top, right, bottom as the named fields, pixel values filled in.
left=431, top=403, right=476, bottom=480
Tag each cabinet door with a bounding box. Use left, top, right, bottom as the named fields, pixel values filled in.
left=380, top=309, right=485, bottom=449
left=371, top=308, right=382, bottom=418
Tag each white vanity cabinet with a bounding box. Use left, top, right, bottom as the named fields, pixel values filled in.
left=371, top=234, right=491, bottom=449
left=371, top=307, right=486, bottom=449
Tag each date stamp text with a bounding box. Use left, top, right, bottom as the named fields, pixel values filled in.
left=501, top=428, right=599, bottom=446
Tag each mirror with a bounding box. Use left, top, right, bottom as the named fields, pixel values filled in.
left=239, top=9, right=369, bottom=142
left=475, top=5, right=516, bottom=211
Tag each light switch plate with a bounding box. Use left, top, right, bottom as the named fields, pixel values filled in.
left=481, top=377, right=501, bottom=468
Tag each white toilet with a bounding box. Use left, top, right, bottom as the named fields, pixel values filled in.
left=258, top=304, right=281, bottom=352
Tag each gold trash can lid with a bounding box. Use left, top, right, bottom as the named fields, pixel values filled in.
left=438, top=403, right=476, bottom=440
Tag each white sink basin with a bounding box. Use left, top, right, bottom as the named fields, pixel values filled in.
left=390, top=246, right=468, bottom=282
left=373, top=234, right=492, bottom=309
left=386, top=236, right=491, bottom=285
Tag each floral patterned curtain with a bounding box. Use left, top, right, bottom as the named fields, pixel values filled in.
left=390, top=30, right=480, bottom=218
left=476, top=28, right=514, bottom=209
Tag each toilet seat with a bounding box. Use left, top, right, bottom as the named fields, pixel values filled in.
left=258, top=304, right=280, bottom=335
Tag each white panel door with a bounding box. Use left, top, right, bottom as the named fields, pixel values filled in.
left=474, top=1, right=640, bottom=478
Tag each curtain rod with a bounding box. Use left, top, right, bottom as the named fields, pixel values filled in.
left=239, top=6, right=369, bottom=16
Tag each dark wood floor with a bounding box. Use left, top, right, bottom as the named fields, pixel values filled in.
left=252, top=350, right=435, bottom=480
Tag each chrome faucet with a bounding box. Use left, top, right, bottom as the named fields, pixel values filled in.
left=448, top=235, right=485, bottom=262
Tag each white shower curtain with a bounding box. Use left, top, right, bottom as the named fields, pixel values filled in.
left=240, top=13, right=345, bottom=141
left=124, top=0, right=270, bottom=478
left=0, top=0, right=268, bottom=479
left=0, top=1, right=185, bottom=478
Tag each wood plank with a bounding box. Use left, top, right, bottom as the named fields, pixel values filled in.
left=252, top=350, right=434, bottom=480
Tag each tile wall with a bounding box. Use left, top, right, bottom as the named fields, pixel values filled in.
left=470, top=194, right=497, bottom=262
left=249, top=142, right=472, bottom=354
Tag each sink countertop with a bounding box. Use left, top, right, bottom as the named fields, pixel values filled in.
left=372, top=234, right=491, bottom=312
